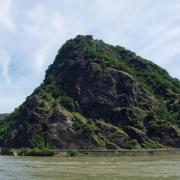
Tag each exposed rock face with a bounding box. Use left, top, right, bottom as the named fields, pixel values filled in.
left=60, top=63, right=153, bottom=120
left=1, top=35, right=180, bottom=149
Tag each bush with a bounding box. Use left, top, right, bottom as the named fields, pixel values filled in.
left=92, top=134, right=106, bottom=147
left=142, top=140, right=164, bottom=149
left=60, top=96, right=75, bottom=112
left=16, top=148, right=55, bottom=156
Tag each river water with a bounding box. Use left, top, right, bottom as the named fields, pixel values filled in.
left=0, top=155, right=180, bottom=180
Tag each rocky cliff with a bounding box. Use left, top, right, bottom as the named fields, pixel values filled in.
left=1, top=35, right=180, bottom=149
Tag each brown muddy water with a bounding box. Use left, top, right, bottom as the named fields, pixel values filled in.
left=0, top=155, right=180, bottom=180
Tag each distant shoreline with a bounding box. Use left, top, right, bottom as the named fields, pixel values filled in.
left=1, top=148, right=180, bottom=157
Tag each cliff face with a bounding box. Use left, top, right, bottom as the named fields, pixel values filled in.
left=1, top=35, right=180, bottom=149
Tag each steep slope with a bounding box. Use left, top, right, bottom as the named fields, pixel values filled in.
left=1, top=35, right=180, bottom=149
left=0, top=114, right=9, bottom=120
left=0, top=114, right=9, bottom=135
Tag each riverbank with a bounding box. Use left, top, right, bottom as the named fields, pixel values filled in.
left=1, top=148, right=180, bottom=157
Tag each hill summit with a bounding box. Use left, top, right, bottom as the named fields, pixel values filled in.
left=1, top=35, right=180, bottom=149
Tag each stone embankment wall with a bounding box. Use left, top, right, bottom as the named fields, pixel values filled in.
left=55, top=149, right=180, bottom=156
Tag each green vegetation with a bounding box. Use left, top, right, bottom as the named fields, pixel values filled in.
left=73, top=118, right=106, bottom=147
left=16, top=148, right=55, bottom=156
left=0, top=113, right=12, bottom=137
left=0, top=114, right=8, bottom=136
left=33, top=135, right=47, bottom=148
left=0, top=114, right=9, bottom=120
left=142, top=140, right=164, bottom=149
left=59, top=96, right=75, bottom=112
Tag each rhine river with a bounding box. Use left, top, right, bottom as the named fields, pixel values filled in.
left=0, top=155, right=180, bottom=180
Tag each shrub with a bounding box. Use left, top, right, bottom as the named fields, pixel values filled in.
left=60, top=96, right=75, bottom=112
left=92, top=134, right=106, bottom=147
left=33, top=135, right=46, bottom=148
left=83, top=120, right=98, bottom=135
left=17, top=148, right=55, bottom=156
left=142, top=140, right=164, bottom=149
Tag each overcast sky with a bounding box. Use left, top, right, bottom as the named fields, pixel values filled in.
left=0, top=0, right=180, bottom=113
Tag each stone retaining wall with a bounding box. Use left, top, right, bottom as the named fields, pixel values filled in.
left=1, top=148, right=180, bottom=156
